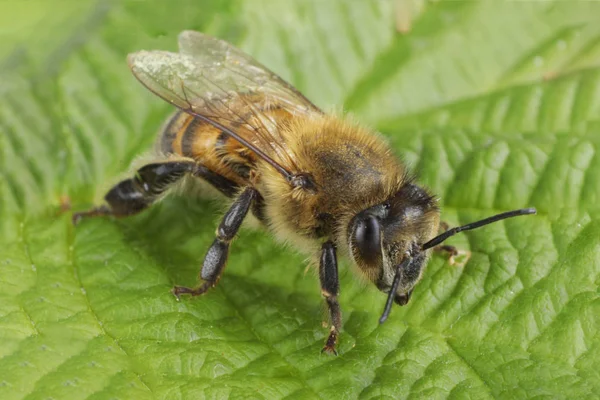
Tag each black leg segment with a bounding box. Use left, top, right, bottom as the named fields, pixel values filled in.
left=193, top=164, right=239, bottom=198
left=173, top=187, right=257, bottom=298
left=434, top=244, right=459, bottom=257
left=73, top=161, right=195, bottom=223
left=73, top=160, right=239, bottom=224
left=109, top=161, right=195, bottom=214
left=319, top=240, right=341, bottom=355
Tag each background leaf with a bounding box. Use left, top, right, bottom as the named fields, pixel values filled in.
left=1, top=1, right=600, bottom=399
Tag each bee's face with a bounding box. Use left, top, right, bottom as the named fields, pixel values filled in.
left=348, top=183, right=440, bottom=303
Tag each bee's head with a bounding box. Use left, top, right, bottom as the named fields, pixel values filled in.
left=347, top=182, right=536, bottom=323
left=347, top=182, right=440, bottom=305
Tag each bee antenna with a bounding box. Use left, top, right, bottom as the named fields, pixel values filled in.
left=379, top=256, right=412, bottom=324
left=422, top=207, right=537, bottom=251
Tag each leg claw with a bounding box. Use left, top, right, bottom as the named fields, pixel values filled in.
left=434, top=245, right=471, bottom=267
left=321, top=327, right=339, bottom=355
left=321, top=345, right=338, bottom=356
left=171, top=282, right=212, bottom=299
left=448, top=249, right=471, bottom=267
left=72, top=213, right=83, bottom=226
left=172, top=285, right=194, bottom=298
left=171, top=287, right=183, bottom=301
left=71, top=206, right=111, bottom=226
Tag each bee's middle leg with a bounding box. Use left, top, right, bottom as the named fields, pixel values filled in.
left=173, top=186, right=257, bottom=298
left=319, top=241, right=341, bottom=355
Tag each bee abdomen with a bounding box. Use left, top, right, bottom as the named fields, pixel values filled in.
left=160, top=110, right=191, bottom=154
left=215, top=132, right=254, bottom=179
left=181, top=117, right=204, bottom=158
left=158, top=112, right=256, bottom=186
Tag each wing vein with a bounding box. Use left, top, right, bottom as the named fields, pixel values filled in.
left=128, top=32, right=323, bottom=184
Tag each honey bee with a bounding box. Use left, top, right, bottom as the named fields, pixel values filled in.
left=73, top=31, right=536, bottom=354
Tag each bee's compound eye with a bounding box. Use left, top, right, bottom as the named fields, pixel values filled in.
left=353, top=215, right=382, bottom=264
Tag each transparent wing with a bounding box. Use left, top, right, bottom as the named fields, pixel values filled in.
left=177, top=30, right=319, bottom=112
left=128, top=31, right=322, bottom=177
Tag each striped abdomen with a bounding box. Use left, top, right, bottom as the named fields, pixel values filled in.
left=159, top=110, right=257, bottom=186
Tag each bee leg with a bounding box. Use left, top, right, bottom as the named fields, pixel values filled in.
left=434, top=245, right=459, bottom=257
left=434, top=221, right=471, bottom=266
left=172, top=187, right=257, bottom=298
left=72, top=161, right=196, bottom=224
left=439, top=221, right=450, bottom=232
left=319, top=241, right=341, bottom=355
left=72, top=161, right=239, bottom=224
left=434, top=244, right=471, bottom=267
left=436, top=221, right=457, bottom=254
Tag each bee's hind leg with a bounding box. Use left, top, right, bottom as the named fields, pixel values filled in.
left=72, top=161, right=196, bottom=224
left=72, top=160, right=238, bottom=224
left=173, top=187, right=257, bottom=298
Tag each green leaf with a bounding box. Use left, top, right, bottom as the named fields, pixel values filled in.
left=2, top=1, right=599, bottom=399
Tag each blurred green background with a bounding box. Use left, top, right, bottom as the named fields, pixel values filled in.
left=1, top=1, right=600, bottom=399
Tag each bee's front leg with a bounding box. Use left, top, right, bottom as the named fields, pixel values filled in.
left=173, top=187, right=257, bottom=298
left=434, top=221, right=458, bottom=257
left=434, top=222, right=470, bottom=266
left=319, top=241, right=341, bottom=355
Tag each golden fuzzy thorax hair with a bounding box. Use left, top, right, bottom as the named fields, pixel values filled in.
left=256, top=114, right=408, bottom=255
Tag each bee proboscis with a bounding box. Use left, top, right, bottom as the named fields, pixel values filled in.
left=74, top=31, right=536, bottom=354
